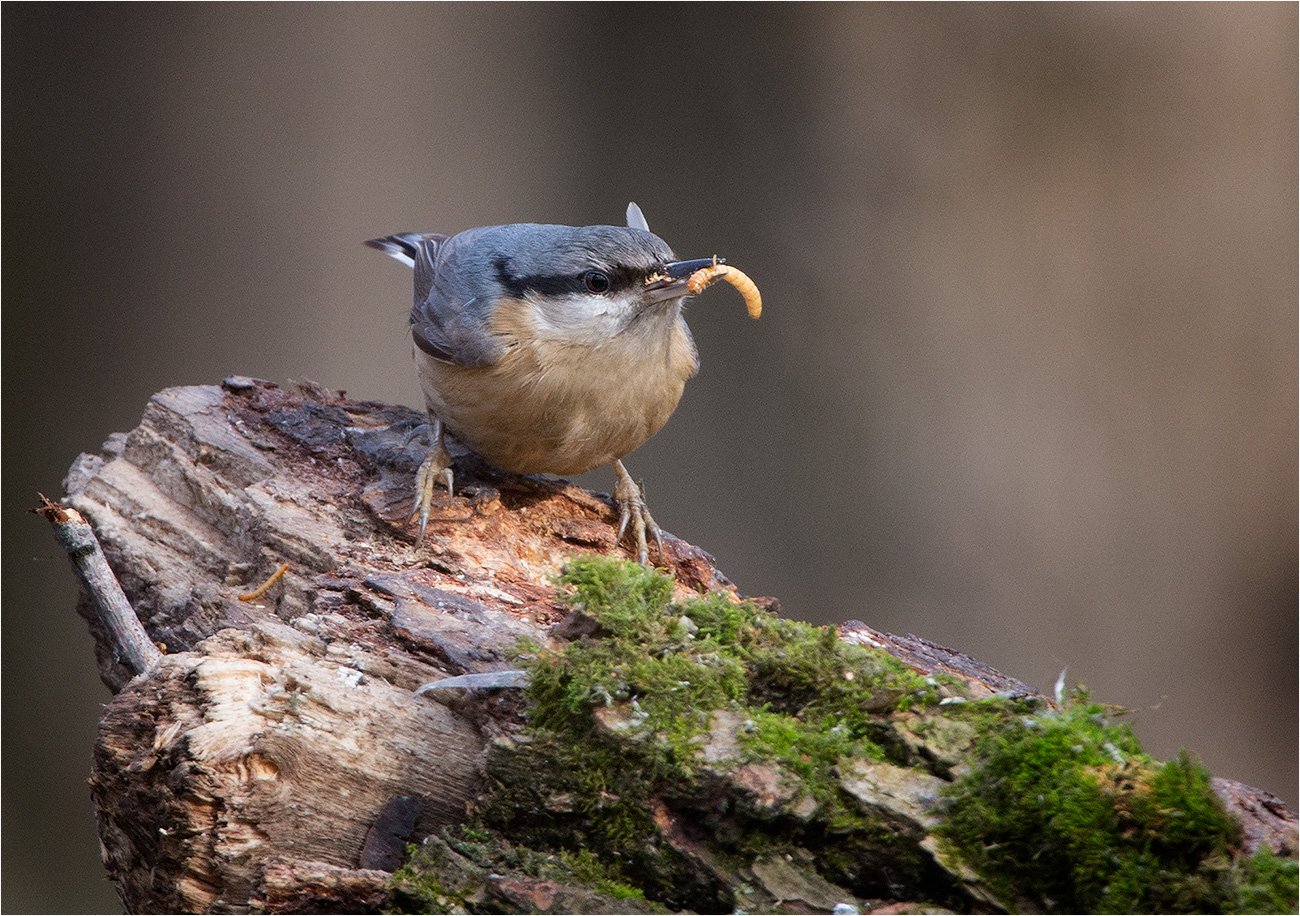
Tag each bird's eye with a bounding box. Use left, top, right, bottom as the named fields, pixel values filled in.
left=583, top=270, right=611, bottom=294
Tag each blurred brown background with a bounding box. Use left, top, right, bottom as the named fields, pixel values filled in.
left=4, top=4, right=1295, bottom=911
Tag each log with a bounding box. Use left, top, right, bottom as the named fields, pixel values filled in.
left=52, top=379, right=1297, bottom=914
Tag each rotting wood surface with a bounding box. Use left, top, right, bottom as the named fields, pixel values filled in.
left=58, top=378, right=1297, bottom=913
left=63, top=377, right=730, bottom=913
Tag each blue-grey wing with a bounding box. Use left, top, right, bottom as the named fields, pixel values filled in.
left=366, top=231, right=502, bottom=368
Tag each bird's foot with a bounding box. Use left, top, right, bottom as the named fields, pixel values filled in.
left=613, top=459, right=663, bottom=566
left=410, top=426, right=453, bottom=545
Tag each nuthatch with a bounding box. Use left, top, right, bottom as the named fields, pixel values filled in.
left=366, top=202, right=740, bottom=564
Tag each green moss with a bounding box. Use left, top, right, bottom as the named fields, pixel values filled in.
left=540, top=559, right=939, bottom=769
left=559, top=558, right=678, bottom=638
left=1230, top=848, right=1300, bottom=914
left=734, top=707, right=883, bottom=828
left=560, top=849, right=648, bottom=901
left=388, top=826, right=674, bottom=914
left=520, top=559, right=939, bottom=793
left=418, top=558, right=1293, bottom=915
left=388, top=841, right=470, bottom=914
left=739, top=614, right=935, bottom=719
left=936, top=694, right=1296, bottom=913
left=481, top=558, right=959, bottom=908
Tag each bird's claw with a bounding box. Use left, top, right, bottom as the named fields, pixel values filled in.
left=613, top=461, right=663, bottom=566
left=410, top=437, right=453, bottom=546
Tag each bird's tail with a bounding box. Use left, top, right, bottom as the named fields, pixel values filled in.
left=363, top=232, right=446, bottom=269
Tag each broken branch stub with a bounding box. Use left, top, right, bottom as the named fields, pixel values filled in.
left=34, top=494, right=162, bottom=676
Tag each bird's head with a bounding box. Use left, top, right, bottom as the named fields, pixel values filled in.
left=442, top=203, right=718, bottom=345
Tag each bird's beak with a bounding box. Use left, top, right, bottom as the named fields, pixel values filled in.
left=644, top=257, right=720, bottom=301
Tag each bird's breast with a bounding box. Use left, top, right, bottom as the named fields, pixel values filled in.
left=415, top=303, right=698, bottom=476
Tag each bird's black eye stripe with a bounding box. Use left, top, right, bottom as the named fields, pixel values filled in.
left=493, top=256, right=646, bottom=298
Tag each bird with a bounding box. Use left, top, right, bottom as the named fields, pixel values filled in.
left=365, top=202, right=732, bottom=565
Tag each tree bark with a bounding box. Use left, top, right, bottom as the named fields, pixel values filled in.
left=55, top=378, right=1296, bottom=914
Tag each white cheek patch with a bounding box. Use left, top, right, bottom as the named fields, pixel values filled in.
left=527, top=290, right=640, bottom=343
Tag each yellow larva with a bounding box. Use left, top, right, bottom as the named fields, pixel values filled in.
left=686, top=262, right=762, bottom=319
left=237, top=562, right=290, bottom=602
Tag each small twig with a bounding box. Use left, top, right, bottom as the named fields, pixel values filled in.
left=33, top=493, right=162, bottom=676
left=237, top=562, right=290, bottom=602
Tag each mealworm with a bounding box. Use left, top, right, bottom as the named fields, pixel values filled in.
left=686, top=261, right=763, bottom=319
left=237, top=562, right=290, bottom=602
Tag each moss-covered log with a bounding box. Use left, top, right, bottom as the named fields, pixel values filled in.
left=391, top=559, right=1297, bottom=915
left=55, top=380, right=1297, bottom=914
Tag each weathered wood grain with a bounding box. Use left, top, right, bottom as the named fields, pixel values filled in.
left=63, top=377, right=732, bottom=912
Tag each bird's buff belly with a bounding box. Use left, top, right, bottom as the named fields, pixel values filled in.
left=417, top=351, right=686, bottom=476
